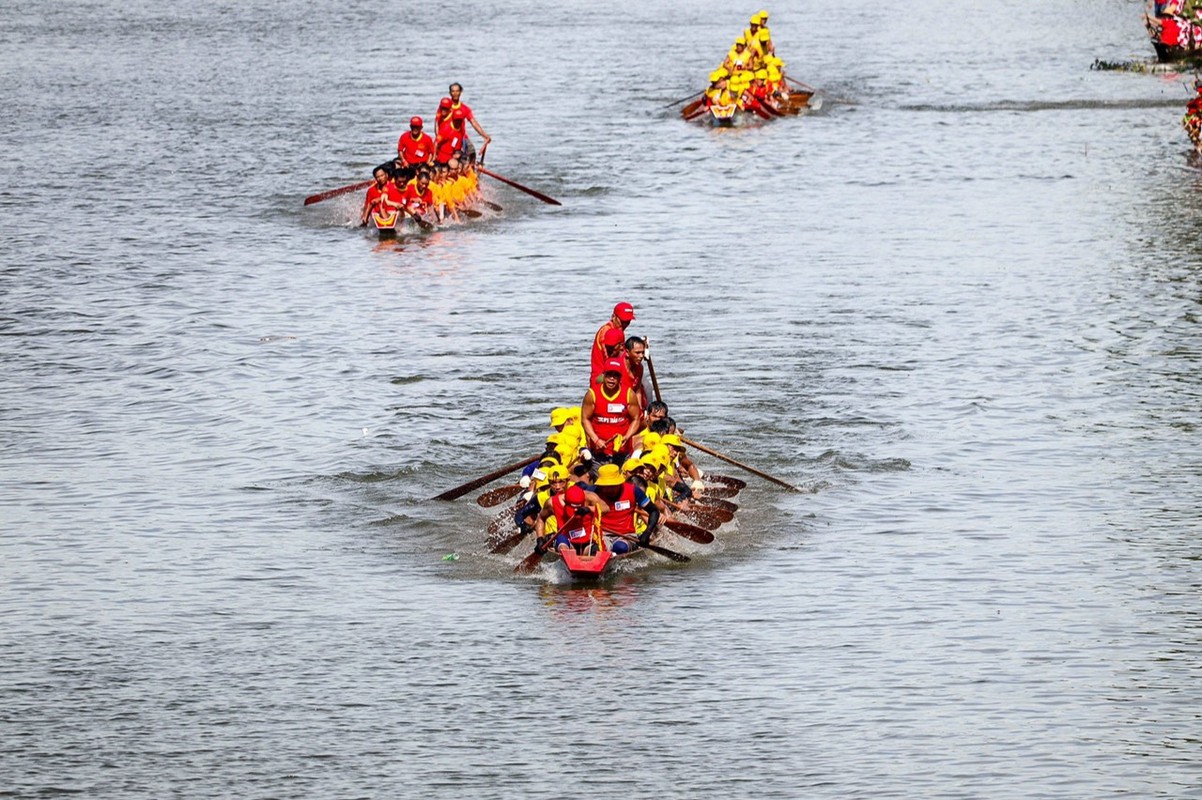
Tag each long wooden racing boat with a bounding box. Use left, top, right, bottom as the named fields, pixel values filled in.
left=682, top=89, right=813, bottom=127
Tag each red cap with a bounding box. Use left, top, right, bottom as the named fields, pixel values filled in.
left=452, top=108, right=467, bottom=120
left=565, top=485, right=586, bottom=505
left=410, top=116, right=423, bottom=128
left=602, top=358, right=625, bottom=375
left=614, top=302, right=635, bottom=321
left=603, top=327, right=624, bottom=347
left=439, top=97, right=453, bottom=108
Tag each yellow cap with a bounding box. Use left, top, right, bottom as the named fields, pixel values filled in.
left=735, top=35, right=746, bottom=45
left=660, top=434, right=684, bottom=448
left=640, top=450, right=663, bottom=469
left=544, top=464, right=568, bottom=481
left=621, top=458, right=644, bottom=474
left=756, top=10, right=769, bottom=22
left=755, top=69, right=768, bottom=79
left=715, top=66, right=729, bottom=78
left=767, top=68, right=782, bottom=81
left=709, top=70, right=723, bottom=83
left=594, top=463, right=625, bottom=486
left=641, top=432, right=661, bottom=450
left=550, top=407, right=572, bottom=426
left=649, top=444, right=672, bottom=465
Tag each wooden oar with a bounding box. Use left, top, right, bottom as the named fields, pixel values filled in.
left=433, top=454, right=541, bottom=501
left=304, top=179, right=372, bottom=206
left=697, top=484, right=739, bottom=500
left=681, top=437, right=807, bottom=492
left=645, top=352, right=663, bottom=404
left=460, top=208, right=483, bottom=219
left=664, top=90, right=704, bottom=109
left=479, top=200, right=503, bottom=212
left=477, top=484, right=523, bottom=507
left=514, top=545, right=546, bottom=574
left=664, top=519, right=714, bottom=544
left=680, top=98, right=705, bottom=118
left=407, top=211, right=435, bottom=232
left=675, top=509, right=720, bottom=530
left=684, top=105, right=711, bottom=122
left=619, top=535, right=690, bottom=563
left=695, top=497, right=737, bottom=514
left=489, top=525, right=530, bottom=555
left=487, top=500, right=525, bottom=536
left=707, top=473, right=747, bottom=490
left=478, top=167, right=562, bottom=206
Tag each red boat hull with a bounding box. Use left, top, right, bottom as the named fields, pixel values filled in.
left=558, top=545, right=613, bottom=577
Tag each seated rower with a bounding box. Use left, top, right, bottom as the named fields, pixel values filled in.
left=396, top=116, right=435, bottom=183
left=532, top=483, right=609, bottom=557
left=591, top=463, right=659, bottom=554
left=401, top=169, right=441, bottom=225
left=515, top=463, right=570, bottom=540
left=360, top=166, right=403, bottom=228
left=660, top=433, right=705, bottom=492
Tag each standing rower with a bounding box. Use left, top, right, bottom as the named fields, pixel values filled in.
left=435, top=108, right=468, bottom=170
left=447, top=82, right=492, bottom=164
left=581, top=359, right=641, bottom=464
left=591, top=302, right=635, bottom=379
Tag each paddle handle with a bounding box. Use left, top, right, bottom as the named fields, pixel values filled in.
left=680, top=437, right=806, bottom=493
left=478, top=167, right=562, bottom=206
left=433, top=454, right=542, bottom=501
left=304, top=178, right=373, bottom=206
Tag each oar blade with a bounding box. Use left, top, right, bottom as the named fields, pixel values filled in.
left=665, top=520, right=714, bottom=544
left=698, top=484, right=739, bottom=500
left=707, top=474, right=747, bottom=490
left=489, top=527, right=529, bottom=555
left=514, top=547, right=545, bottom=573
left=477, top=484, right=523, bottom=508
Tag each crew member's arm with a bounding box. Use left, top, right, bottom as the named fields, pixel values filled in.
left=580, top=390, right=603, bottom=450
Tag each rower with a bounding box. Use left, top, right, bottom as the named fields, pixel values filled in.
left=435, top=108, right=468, bottom=171
left=515, top=463, right=570, bottom=541
left=448, top=82, right=493, bottom=164
left=396, top=116, right=436, bottom=182
left=532, top=483, right=609, bottom=557
left=590, top=327, right=626, bottom=384
left=591, top=302, right=635, bottom=378
left=591, top=463, right=659, bottom=554
left=433, top=96, right=454, bottom=130
left=623, top=335, right=649, bottom=410
left=400, top=169, right=440, bottom=225
left=660, top=433, right=705, bottom=492
left=581, top=358, right=641, bottom=465
left=360, top=166, right=403, bottom=227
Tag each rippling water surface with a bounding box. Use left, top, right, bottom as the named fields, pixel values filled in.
left=3, top=1, right=1202, bottom=797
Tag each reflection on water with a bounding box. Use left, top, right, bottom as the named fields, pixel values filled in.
left=538, top=580, right=642, bottom=616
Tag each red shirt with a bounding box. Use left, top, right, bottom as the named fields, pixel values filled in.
left=401, top=182, right=433, bottom=214
left=598, top=482, right=638, bottom=535
left=550, top=493, right=595, bottom=545
left=591, top=322, right=624, bottom=378
left=435, top=120, right=465, bottom=163
left=365, top=181, right=403, bottom=213
left=586, top=384, right=636, bottom=445
left=397, top=131, right=435, bottom=166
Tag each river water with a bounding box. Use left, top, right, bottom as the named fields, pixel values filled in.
left=3, top=0, right=1202, bottom=797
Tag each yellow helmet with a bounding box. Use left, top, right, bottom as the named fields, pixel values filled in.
left=594, top=463, right=625, bottom=487
left=621, top=458, right=644, bottom=475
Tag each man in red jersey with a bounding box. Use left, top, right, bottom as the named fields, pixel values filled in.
left=591, top=463, right=658, bottom=553
left=532, top=483, right=609, bottom=556
left=397, top=116, right=435, bottom=177
left=435, top=108, right=467, bottom=169
left=447, top=82, right=492, bottom=164
left=622, top=335, right=649, bottom=411
left=400, top=169, right=440, bottom=224
left=360, top=166, right=403, bottom=228
left=589, top=327, right=626, bottom=384
left=581, top=359, right=641, bottom=463
left=590, top=302, right=635, bottom=379
left=433, top=96, right=454, bottom=129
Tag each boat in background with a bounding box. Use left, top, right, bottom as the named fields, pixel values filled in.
left=1145, top=3, right=1202, bottom=63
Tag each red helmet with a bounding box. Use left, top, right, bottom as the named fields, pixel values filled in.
left=565, top=485, right=586, bottom=506
left=439, top=97, right=453, bottom=109
left=409, top=116, right=422, bottom=128
left=452, top=108, right=467, bottom=121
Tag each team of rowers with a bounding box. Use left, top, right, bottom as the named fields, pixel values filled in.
left=703, top=10, right=792, bottom=114
left=1185, top=79, right=1202, bottom=152
left=504, top=302, right=715, bottom=561
left=360, top=82, right=493, bottom=229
